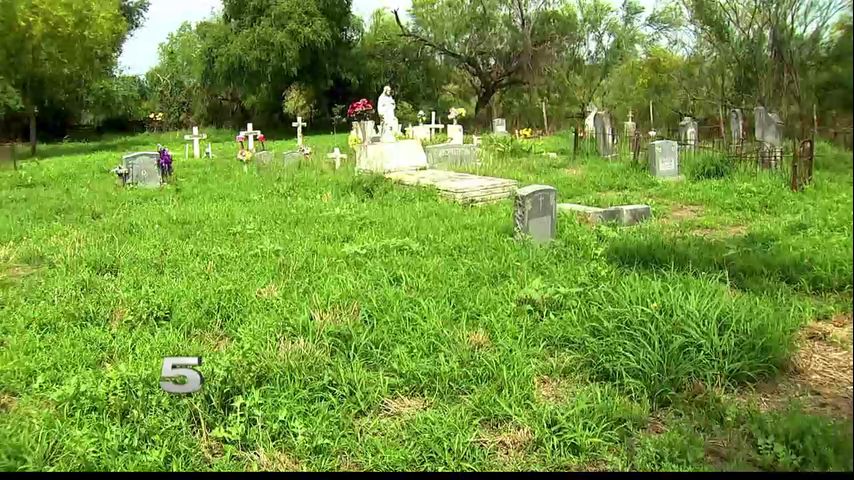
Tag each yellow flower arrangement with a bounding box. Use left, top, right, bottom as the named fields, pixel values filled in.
left=348, top=132, right=363, bottom=150
left=519, top=128, right=534, bottom=139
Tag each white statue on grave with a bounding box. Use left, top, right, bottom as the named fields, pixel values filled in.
left=377, top=85, right=399, bottom=143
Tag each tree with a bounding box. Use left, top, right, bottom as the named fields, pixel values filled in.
left=680, top=0, right=847, bottom=129
left=0, top=0, right=130, bottom=154
left=196, top=0, right=358, bottom=126
left=146, top=22, right=206, bottom=128
left=355, top=9, right=448, bottom=111
left=393, top=0, right=577, bottom=121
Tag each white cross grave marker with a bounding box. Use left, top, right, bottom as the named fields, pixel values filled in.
left=183, top=126, right=207, bottom=159
left=292, top=116, right=307, bottom=147
left=425, top=111, right=445, bottom=140
left=326, top=147, right=348, bottom=170
left=240, top=123, right=262, bottom=151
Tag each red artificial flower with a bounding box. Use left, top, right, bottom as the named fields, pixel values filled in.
left=258, top=134, right=266, bottom=142
left=348, top=98, right=374, bottom=118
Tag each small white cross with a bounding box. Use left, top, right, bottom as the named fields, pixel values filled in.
left=425, top=111, right=445, bottom=139
left=183, top=126, right=207, bottom=159
left=292, top=116, right=307, bottom=147
left=627, top=110, right=634, bottom=123
left=326, top=147, right=347, bottom=170
left=239, top=123, right=262, bottom=151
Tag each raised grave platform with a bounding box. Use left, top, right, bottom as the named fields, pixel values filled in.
left=385, top=170, right=518, bottom=205
left=356, top=140, right=428, bottom=174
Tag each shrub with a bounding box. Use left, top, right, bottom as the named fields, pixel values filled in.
left=687, top=152, right=734, bottom=180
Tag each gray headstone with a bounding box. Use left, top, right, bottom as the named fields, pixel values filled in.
left=492, top=118, right=508, bottom=135
left=425, top=144, right=478, bottom=168
left=593, top=112, right=614, bottom=157
left=121, top=152, right=162, bottom=188
left=754, top=107, right=783, bottom=148
left=678, top=116, right=698, bottom=148
left=0, top=143, right=14, bottom=170
left=514, top=185, right=557, bottom=244
left=254, top=150, right=274, bottom=169
left=648, top=140, right=679, bottom=178
left=282, top=150, right=302, bottom=169
left=729, top=109, right=744, bottom=144
left=754, top=106, right=784, bottom=168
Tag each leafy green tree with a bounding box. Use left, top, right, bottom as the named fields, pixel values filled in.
left=0, top=0, right=130, bottom=154
left=84, top=75, right=149, bottom=128
left=282, top=83, right=317, bottom=121
left=680, top=0, right=847, bottom=129
left=146, top=22, right=206, bottom=128
left=394, top=0, right=577, bottom=121
left=197, top=0, right=358, bottom=126
left=354, top=9, right=448, bottom=111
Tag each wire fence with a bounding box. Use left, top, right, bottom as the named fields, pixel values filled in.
left=570, top=123, right=830, bottom=192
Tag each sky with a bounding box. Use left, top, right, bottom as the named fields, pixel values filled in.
left=118, top=0, right=411, bottom=75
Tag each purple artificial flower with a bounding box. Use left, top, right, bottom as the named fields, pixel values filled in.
left=158, top=147, right=173, bottom=176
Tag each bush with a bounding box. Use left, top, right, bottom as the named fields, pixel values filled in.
left=481, top=134, right=544, bottom=157
left=687, top=152, right=734, bottom=180
left=746, top=407, right=853, bottom=471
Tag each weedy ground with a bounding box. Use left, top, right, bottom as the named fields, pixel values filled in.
left=0, top=129, right=851, bottom=471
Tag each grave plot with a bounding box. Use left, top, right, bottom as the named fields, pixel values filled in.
left=385, top=169, right=518, bottom=205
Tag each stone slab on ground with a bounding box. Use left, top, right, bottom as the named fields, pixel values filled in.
left=617, top=204, right=652, bottom=225
left=385, top=169, right=518, bottom=205
left=558, top=203, right=652, bottom=226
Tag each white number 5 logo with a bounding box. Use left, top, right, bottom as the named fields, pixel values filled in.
left=160, top=357, right=203, bottom=394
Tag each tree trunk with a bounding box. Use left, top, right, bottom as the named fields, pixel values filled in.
left=475, top=85, right=498, bottom=127
left=28, top=103, right=37, bottom=157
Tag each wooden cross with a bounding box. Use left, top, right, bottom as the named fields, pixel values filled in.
left=292, top=116, right=307, bottom=147
left=425, top=111, right=445, bottom=140
left=326, top=147, right=347, bottom=170
left=183, top=126, right=207, bottom=159
left=239, top=123, right=262, bottom=151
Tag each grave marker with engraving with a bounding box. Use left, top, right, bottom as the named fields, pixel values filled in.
left=425, top=144, right=478, bottom=168
left=648, top=140, right=680, bottom=179
left=514, top=185, right=557, bottom=244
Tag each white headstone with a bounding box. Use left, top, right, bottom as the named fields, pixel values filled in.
left=492, top=118, right=508, bottom=135
left=425, top=111, right=445, bottom=140
left=291, top=117, right=307, bottom=147
left=327, top=147, right=348, bottom=170
left=183, top=126, right=207, bottom=159
left=447, top=124, right=464, bottom=145
left=240, top=123, right=262, bottom=151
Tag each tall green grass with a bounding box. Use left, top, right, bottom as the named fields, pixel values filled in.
left=0, top=131, right=851, bottom=471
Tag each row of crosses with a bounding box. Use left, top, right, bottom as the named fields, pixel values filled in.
left=182, top=119, right=348, bottom=170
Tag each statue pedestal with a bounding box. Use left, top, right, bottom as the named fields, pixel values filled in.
left=356, top=140, right=428, bottom=174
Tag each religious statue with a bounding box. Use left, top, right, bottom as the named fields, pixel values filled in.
left=377, top=85, right=399, bottom=142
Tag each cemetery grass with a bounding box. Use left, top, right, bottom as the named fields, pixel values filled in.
left=0, top=131, right=851, bottom=471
